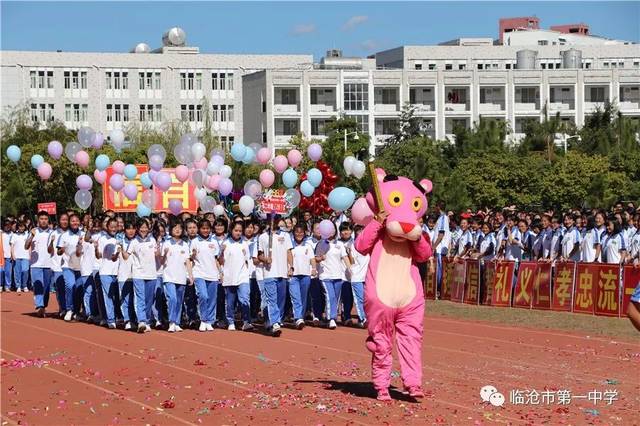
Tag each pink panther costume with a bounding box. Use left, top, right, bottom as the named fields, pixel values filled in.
left=354, top=168, right=433, bottom=401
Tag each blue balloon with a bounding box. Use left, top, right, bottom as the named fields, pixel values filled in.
left=30, top=154, right=45, bottom=169
left=136, top=203, right=151, bottom=217
left=95, top=154, right=110, bottom=171
left=300, top=180, right=315, bottom=197
left=6, top=145, right=21, bottom=163
left=307, top=168, right=323, bottom=188
left=230, top=143, right=247, bottom=162
left=241, top=147, right=255, bottom=165
left=124, top=164, right=138, bottom=180
left=282, top=168, right=298, bottom=188
left=328, top=187, right=356, bottom=212
left=140, top=172, right=153, bottom=189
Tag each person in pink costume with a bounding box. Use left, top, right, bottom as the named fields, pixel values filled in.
left=354, top=168, right=433, bottom=401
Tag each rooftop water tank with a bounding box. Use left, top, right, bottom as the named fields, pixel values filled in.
left=561, top=49, right=582, bottom=68
left=130, top=43, right=151, bottom=53
left=516, top=49, right=537, bottom=70
left=162, top=27, right=186, bottom=47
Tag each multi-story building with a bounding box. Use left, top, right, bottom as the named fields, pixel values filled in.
left=0, top=27, right=312, bottom=147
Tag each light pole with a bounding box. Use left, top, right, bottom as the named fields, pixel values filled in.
left=343, top=129, right=359, bottom=153
left=562, top=134, right=581, bottom=154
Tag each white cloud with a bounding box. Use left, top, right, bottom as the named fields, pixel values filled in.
left=290, top=23, right=317, bottom=35
left=342, top=15, right=368, bottom=31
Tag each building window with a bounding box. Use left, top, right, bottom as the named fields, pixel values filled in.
left=458, top=64, right=466, bottom=70
left=280, top=88, right=297, bottom=105
left=105, top=71, right=112, bottom=89
left=139, top=72, right=157, bottom=90
left=154, top=72, right=161, bottom=89
left=212, top=105, right=219, bottom=121
left=179, top=72, right=198, bottom=90
left=220, top=105, right=227, bottom=122
left=155, top=105, right=162, bottom=121
left=506, top=63, right=512, bottom=69
left=80, top=72, right=87, bottom=89
left=30, top=103, right=38, bottom=121
left=65, top=104, right=87, bottom=122
left=538, top=40, right=548, bottom=46
left=428, top=63, right=436, bottom=70
left=106, top=104, right=113, bottom=122
left=226, top=73, right=234, bottom=90
left=378, top=88, right=397, bottom=104
left=140, top=104, right=161, bottom=122
left=181, top=105, right=200, bottom=122
left=346, top=114, right=369, bottom=133
left=71, top=71, right=79, bottom=89
left=344, top=83, right=368, bottom=111
left=414, top=63, right=422, bottom=70
left=447, top=88, right=466, bottom=104
left=30, top=71, right=37, bottom=89
left=282, top=119, right=299, bottom=135
left=517, top=87, right=538, bottom=103
left=107, top=104, right=129, bottom=122
left=590, top=87, right=605, bottom=103
left=212, top=73, right=218, bottom=90
left=228, top=105, right=234, bottom=122
left=195, top=72, right=202, bottom=90
left=180, top=73, right=187, bottom=90
left=196, top=104, right=203, bottom=122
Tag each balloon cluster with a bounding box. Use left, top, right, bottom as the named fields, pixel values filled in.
left=298, top=160, right=339, bottom=215
left=343, top=155, right=366, bottom=179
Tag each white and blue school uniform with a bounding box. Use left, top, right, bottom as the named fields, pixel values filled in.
left=221, top=237, right=251, bottom=325
left=630, top=230, right=640, bottom=261
left=307, top=236, right=325, bottom=321
left=561, top=226, right=582, bottom=262
left=152, top=237, right=167, bottom=325
left=522, top=230, right=536, bottom=260
left=162, top=238, right=191, bottom=327
left=30, top=227, right=54, bottom=308
left=50, top=228, right=66, bottom=313
left=244, top=236, right=261, bottom=321
left=550, top=226, right=565, bottom=260
left=456, top=229, right=473, bottom=257
left=339, top=237, right=358, bottom=322
left=11, top=231, right=30, bottom=291
left=504, top=227, right=523, bottom=262
left=258, top=230, right=292, bottom=328
left=596, top=225, right=607, bottom=262
left=79, top=233, right=100, bottom=319
left=479, top=232, right=496, bottom=261
left=117, top=237, right=135, bottom=325
left=97, top=233, right=120, bottom=325
left=580, top=228, right=601, bottom=263
left=289, top=238, right=314, bottom=321
left=348, top=244, right=369, bottom=323
left=127, top=235, right=159, bottom=326
left=2, top=230, right=13, bottom=290
left=434, top=213, right=451, bottom=292
left=450, top=227, right=462, bottom=254
left=624, top=226, right=637, bottom=250
left=57, top=229, right=84, bottom=314
left=191, top=235, right=221, bottom=326
left=318, top=239, right=348, bottom=322
left=602, top=233, right=626, bottom=264
left=540, top=227, right=554, bottom=259
left=249, top=235, right=266, bottom=318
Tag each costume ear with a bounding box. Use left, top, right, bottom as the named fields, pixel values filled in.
left=419, top=179, right=433, bottom=194
left=375, top=168, right=386, bottom=183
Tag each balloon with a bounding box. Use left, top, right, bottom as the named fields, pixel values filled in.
left=273, top=155, right=288, bottom=174
left=109, top=174, right=125, bottom=192
left=76, top=174, right=93, bottom=190
left=173, top=143, right=191, bottom=164
left=282, top=168, right=298, bottom=188
left=307, top=143, right=323, bottom=161
left=319, top=219, right=336, bottom=239
left=194, top=187, right=207, bottom=201
left=109, top=129, right=125, bottom=145
left=136, top=203, right=152, bottom=217
left=206, top=174, right=221, bottom=190
left=123, top=183, right=138, bottom=201
left=30, top=154, right=44, bottom=169
left=180, top=133, right=197, bottom=145
left=210, top=154, right=224, bottom=166
left=37, top=162, right=52, bottom=180
left=219, top=165, right=232, bottom=179
left=65, top=142, right=81, bottom=162
left=300, top=180, right=315, bottom=197
left=238, top=195, right=255, bottom=216
left=95, top=154, right=110, bottom=171
left=210, top=148, right=225, bottom=160
left=243, top=179, right=262, bottom=199
left=77, top=126, right=95, bottom=148
left=93, top=169, right=106, bottom=185
left=256, top=147, right=271, bottom=165
left=287, top=149, right=303, bottom=168
left=206, top=160, right=221, bottom=176
left=201, top=196, right=217, bottom=213
left=75, top=150, right=90, bottom=168
left=112, top=161, right=125, bottom=175
left=193, top=157, right=207, bottom=170
left=242, top=148, right=255, bottom=165
left=285, top=188, right=301, bottom=209
left=168, top=199, right=182, bottom=216
left=190, top=169, right=204, bottom=187
left=175, top=165, right=189, bottom=182
left=120, top=164, right=136, bottom=180
left=141, top=189, right=156, bottom=208
left=218, top=178, right=233, bottom=196
left=147, top=144, right=166, bottom=162
left=74, top=189, right=92, bottom=210
left=92, top=132, right=104, bottom=149
left=48, top=141, right=63, bottom=160
left=148, top=154, right=164, bottom=171
left=230, top=143, right=247, bottom=162
left=213, top=205, right=225, bottom=217
left=6, top=145, right=21, bottom=163
left=328, top=187, right=356, bottom=212
left=306, top=168, right=323, bottom=188
left=259, top=169, right=275, bottom=188
left=155, top=171, right=172, bottom=191
left=351, top=160, right=366, bottom=179
left=343, top=156, right=356, bottom=176
left=191, top=142, right=206, bottom=162
left=140, top=172, right=152, bottom=189
left=351, top=197, right=374, bottom=225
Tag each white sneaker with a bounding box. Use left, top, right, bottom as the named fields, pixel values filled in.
left=155, top=320, right=162, bottom=329
left=137, top=322, right=147, bottom=333
left=227, top=324, right=236, bottom=331
left=199, top=322, right=208, bottom=332
left=64, top=311, right=73, bottom=322
left=144, top=324, right=152, bottom=333
left=108, top=323, right=116, bottom=329
left=174, top=324, right=183, bottom=332
left=205, top=323, right=214, bottom=331
left=295, top=319, right=305, bottom=330
left=16, top=288, right=22, bottom=293
left=271, top=323, right=281, bottom=337
left=241, top=321, right=254, bottom=331
left=312, top=317, right=320, bottom=327
left=168, top=323, right=176, bottom=333
left=329, top=319, right=337, bottom=329
left=124, top=322, right=132, bottom=330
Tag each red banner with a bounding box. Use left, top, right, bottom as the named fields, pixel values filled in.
left=463, top=259, right=480, bottom=305
left=450, top=259, right=466, bottom=303
left=552, top=261, right=575, bottom=312
left=621, top=265, right=640, bottom=317
left=424, top=264, right=437, bottom=300
left=37, top=202, right=57, bottom=215
left=532, top=262, right=552, bottom=310
left=102, top=165, right=198, bottom=213
left=514, top=261, right=537, bottom=308
left=574, top=263, right=597, bottom=314
left=441, top=258, right=453, bottom=300
left=491, top=261, right=515, bottom=307
left=594, top=264, right=621, bottom=317
left=483, top=260, right=496, bottom=305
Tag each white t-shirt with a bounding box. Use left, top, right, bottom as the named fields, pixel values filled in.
left=434, top=214, right=451, bottom=255
left=2, top=231, right=12, bottom=258
left=249, top=237, right=264, bottom=281
left=162, top=239, right=191, bottom=285
left=291, top=241, right=314, bottom=276
left=127, top=235, right=159, bottom=280
left=349, top=245, right=369, bottom=283
left=561, top=227, right=582, bottom=262
left=117, top=238, right=134, bottom=282
left=191, top=235, right=220, bottom=281
left=57, top=230, right=83, bottom=271
left=630, top=231, right=640, bottom=260
left=456, top=230, right=473, bottom=256
left=80, top=237, right=97, bottom=277
left=602, top=233, right=625, bottom=264
left=11, top=232, right=30, bottom=260
left=30, top=228, right=54, bottom=268
left=479, top=232, right=496, bottom=260
left=244, top=236, right=258, bottom=279
left=550, top=227, right=565, bottom=259
left=580, top=229, right=600, bottom=263
left=50, top=229, right=65, bottom=272
left=504, top=227, right=523, bottom=262
left=221, top=238, right=250, bottom=286
left=259, top=231, right=293, bottom=280
left=318, top=240, right=348, bottom=281
left=97, top=234, right=119, bottom=276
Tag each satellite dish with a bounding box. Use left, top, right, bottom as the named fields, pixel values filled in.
left=131, top=43, right=151, bottom=53
left=162, top=27, right=186, bottom=47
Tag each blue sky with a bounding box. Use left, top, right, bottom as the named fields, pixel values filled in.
left=2, top=1, right=638, bottom=59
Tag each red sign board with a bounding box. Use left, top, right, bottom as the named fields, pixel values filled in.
left=483, top=260, right=496, bottom=305
left=37, top=202, right=57, bottom=215
left=514, top=261, right=537, bottom=309
left=552, top=261, right=575, bottom=312
left=463, top=259, right=480, bottom=305
left=491, top=261, right=515, bottom=307
left=450, top=259, right=466, bottom=303
left=531, top=263, right=552, bottom=310
left=424, top=264, right=437, bottom=300
left=594, top=264, right=621, bottom=317
left=621, top=265, right=640, bottom=318
left=573, top=263, right=597, bottom=314
left=257, top=189, right=288, bottom=215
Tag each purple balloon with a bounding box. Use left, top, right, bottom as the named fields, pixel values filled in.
left=123, top=183, right=138, bottom=201
left=149, top=154, right=164, bottom=171
left=109, top=174, right=125, bottom=192
left=48, top=141, right=63, bottom=160
left=92, top=132, right=105, bottom=149
left=168, top=199, right=182, bottom=216
left=319, top=219, right=336, bottom=239
left=218, top=177, right=233, bottom=196
left=307, top=143, right=323, bottom=162
left=148, top=169, right=158, bottom=182
left=76, top=174, right=93, bottom=191
left=155, top=171, right=172, bottom=192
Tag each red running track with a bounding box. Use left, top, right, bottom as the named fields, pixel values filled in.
left=1, top=292, right=638, bottom=425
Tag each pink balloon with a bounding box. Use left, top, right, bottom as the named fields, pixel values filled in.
left=37, top=162, right=52, bottom=180
left=75, top=150, right=90, bottom=168
left=93, top=169, right=107, bottom=184
left=194, top=157, right=208, bottom=170
left=175, top=165, right=189, bottom=183
left=273, top=155, right=288, bottom=174
left=256, top=147, right=272, bottom=165
left=76, top=174, right=93, bottom=190
left=112, top=160, right=125, bottom=175
left=123, top=183, right=138, bottom=201
left=206, top=174, right=221, bottom=190
left=351, top=197, right=374, bottom=226
left=259, top=169, right=275, bottom=188
left=109, top=174, right=125, bottom=192
left=287, top=149, right=302, bottom=168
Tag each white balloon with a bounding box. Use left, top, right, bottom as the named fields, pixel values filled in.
left=206, top=161, right=221, bottom=176
left=191, top=142, right=206, bottom=162
left=213, top=205, right=225, bottom=217
left=180, top=133, right=197, bottom=145
left=200, top=196, right=217, bottom=213
left=351, top=160, right=367, bottom=179
left=194, top=187, right=207, bottom=201
left=343, top=156, right=356, bottom=176
left=219, top=165, right=232, bottom=179
left=192, top=169, right=205, bottom=187
left=238, top=195, right=255, bottom=216
left=110, top=129, right=125, bottom=145
left=173, top=143, right=191, bottom=164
